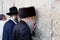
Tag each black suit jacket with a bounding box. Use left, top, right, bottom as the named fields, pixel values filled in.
left=3, top=20, right=15, bottom=40
left=13, top=20, right=32, bottom=40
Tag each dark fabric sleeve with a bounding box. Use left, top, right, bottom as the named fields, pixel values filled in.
left=2, top=23, right=14, bottom=40
left=2, top=24, right=9, bottom=40
left=8, top=25, right=14, bottom=40
left=13, top=24, right=32, bottom=40
left=12, top=25, right=17, bottom=40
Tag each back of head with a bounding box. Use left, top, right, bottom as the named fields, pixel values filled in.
left=0, top=14, right=5, bottom=20
left=18, top=6, right=36, bottom=19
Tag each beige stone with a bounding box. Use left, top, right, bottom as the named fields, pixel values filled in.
left=0, top=0, right=60, bottom=40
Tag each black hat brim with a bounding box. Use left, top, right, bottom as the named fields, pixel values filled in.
left=7, top=12, right=18, bottom=16
left=7, top=13, right=11, bottom=15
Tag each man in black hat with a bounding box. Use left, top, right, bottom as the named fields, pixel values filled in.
left=2, top=7, right=18, bottom=40
left=13, top=6, right=36, bottom=40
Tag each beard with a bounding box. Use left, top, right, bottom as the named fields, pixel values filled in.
left=27, top=20, right=36, bottom=34
left=14, top=18, right=18, bottom=23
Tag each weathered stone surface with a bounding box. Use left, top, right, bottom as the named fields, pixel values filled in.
left=0, top=0, right=60, bottom=40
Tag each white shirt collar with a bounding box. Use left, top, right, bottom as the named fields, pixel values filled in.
left=9, top=17, right=17, bottom=24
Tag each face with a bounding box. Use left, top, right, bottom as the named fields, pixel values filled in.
left=31, top=16, right=36, bottom=29
left=12, top=14, right=19, bottom=23
left=14, top=14, right=18, bottom=20
left=28, top=16, right=36, bottom=31
left=3, top=16, right=6, bottom=21
left=18, top=16, right=20, bottom=21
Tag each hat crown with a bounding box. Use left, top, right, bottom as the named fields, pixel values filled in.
left=7, top=7, right=18, bottom=15
left=19, top=6, right=36, bottom=18
left=9, top=7, right=18, bottom=13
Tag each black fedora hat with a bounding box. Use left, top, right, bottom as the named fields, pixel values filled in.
left=7, top=7, right=18, bottom=15
left=19, top=6, right=36, bottom=18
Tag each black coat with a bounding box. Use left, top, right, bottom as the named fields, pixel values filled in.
left=13, top=20, right=32, bottom=40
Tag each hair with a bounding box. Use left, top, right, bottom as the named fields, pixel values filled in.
left=0, top=14, right=5, bottom=20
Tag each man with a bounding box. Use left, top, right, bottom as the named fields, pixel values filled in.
left=0, top=14, right=6, bottom=40
left=13, top=6, right=36, bottom=40
left=2, top=7, right=18, bottom=40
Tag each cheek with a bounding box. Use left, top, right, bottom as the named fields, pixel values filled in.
left=33, top=20, right=36, bottom=24
left=3, top=17, right=6, bottom=20
left=32, top=20, right=36, bottom=27
left=32, top=21, right=35, bottom=26
left=5, top=17, right=6, bottom=20
left=16, top=16, right=18, bottom=19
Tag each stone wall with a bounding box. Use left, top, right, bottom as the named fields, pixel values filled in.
left=0, top=0, right=60, bottom=40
